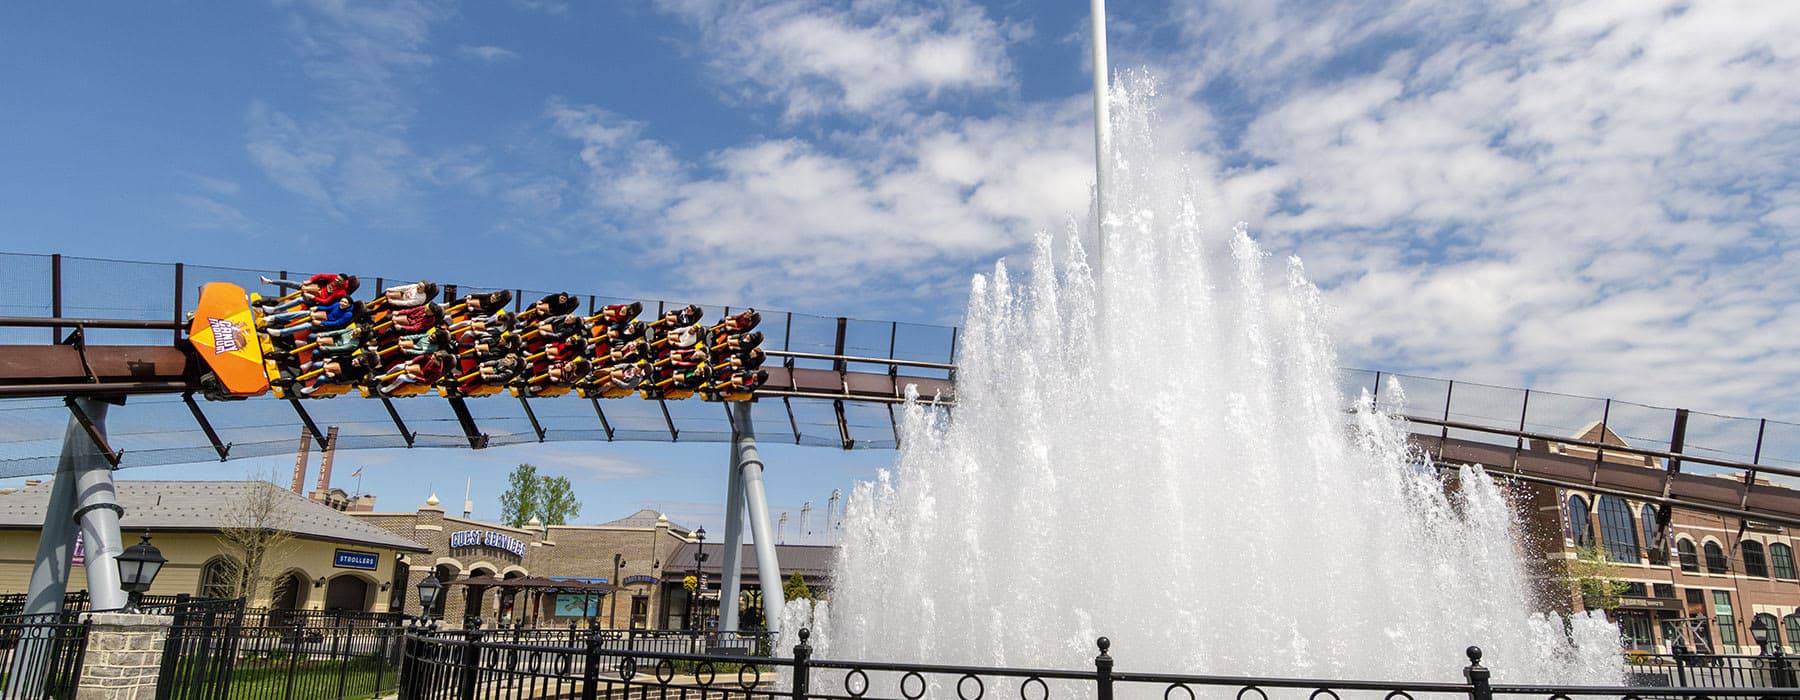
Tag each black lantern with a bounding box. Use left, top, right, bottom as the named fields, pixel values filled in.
left=115, top=531, right=166, bottom=610
left=1754, top=619, right=1778, bottom=657
left=417, top=575, right=443, bottom=620
left=690, top=527, right=707, bottom=630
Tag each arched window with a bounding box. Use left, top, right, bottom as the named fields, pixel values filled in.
left=1772, top=543, right=1796, bottom=580
left=198, top=557, right=237, bottom=599
left=1678, top=539, right=1699, bottom=572
left=1785, top=614, right=1800, bottom=648
left=1568, top=495, right=1594, bottom=548
left=1597, top=496, right=1639, bottom=563
left=1743, top=541, right=1769, bottom=578
left=1639, top=505, right=1665, bottom=564
left=1705, top=541, right=1730, bottom=573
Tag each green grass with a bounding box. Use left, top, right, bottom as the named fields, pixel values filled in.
left=217, top=655, right=399, bottom=700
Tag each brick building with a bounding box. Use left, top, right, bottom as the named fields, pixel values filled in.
left=353, top=497, right=693, bottom=628
left=0, top=480, right=427, bottom=612
left=352, top=497, right=837, bottom=630
left=1521, top=423, right=1800, bottom=654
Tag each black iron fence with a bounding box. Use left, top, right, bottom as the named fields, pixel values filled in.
left=1623, top=651, right=1800, bottom=689
left=151, top=595, right=403, bottom=700
left=0, top=616, right=88, bottom=700
left=395, top=628, right=1800, bottom=700
left=158, top=622, right=402, bottom=700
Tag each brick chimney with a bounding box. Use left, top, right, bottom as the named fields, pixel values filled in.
left=290, top=426, right=310, bottom=495
left=316, top=426, right=340, bottom=494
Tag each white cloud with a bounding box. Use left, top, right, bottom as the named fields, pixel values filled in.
left=457, top=44, right=520, bottom=63
left=536, top=93, right=1110, bottom=313
left=508, top=0, right=569, bottom=15
left=655, top=0, right=1017, bottom=120
left=175, top=194, right=258, bottom=233
left=1176, top=0, right=1800, bottom=417
left=243, top=0, right=451, bottom=222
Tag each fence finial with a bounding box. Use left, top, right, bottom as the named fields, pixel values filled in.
left=1463, top=646, right=1491, bottom=700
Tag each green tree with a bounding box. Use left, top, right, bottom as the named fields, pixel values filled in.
left=783, top=572, right=814, bottom=602
left=1562, top=544, right=1630, bottom=611
left=499, top=464, right=541, bottom=528
left=499, top=464, right=583, bottom=528
left=539, top=475, right=581, bottom=525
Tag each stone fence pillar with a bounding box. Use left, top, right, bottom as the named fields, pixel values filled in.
left=76, top=612, right=172, bottom=700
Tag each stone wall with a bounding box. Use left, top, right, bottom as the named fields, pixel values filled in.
left=75, top=612, right=171, bottom=700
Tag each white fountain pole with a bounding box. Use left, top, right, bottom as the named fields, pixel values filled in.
left=1090, top=0, right=1112, bottom=277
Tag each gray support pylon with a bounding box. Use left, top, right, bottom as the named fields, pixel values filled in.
left=717, top=429, right=748, bottom=631
left=11, top=399, right=125, bottom=696
left=729, top=402, right=786, bottom=632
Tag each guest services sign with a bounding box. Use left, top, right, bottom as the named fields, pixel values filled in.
left=449, top=530, right=528, bottom=557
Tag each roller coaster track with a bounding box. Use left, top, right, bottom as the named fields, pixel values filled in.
left=4, top=314, right=1800, bottom=531
left=4, top=238, right=1800, bottom=539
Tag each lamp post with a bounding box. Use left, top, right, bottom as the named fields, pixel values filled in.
left=610, top=553, right=626, bottom=628
left=114, top=531, right=165, bottom=612
left=416, top=575, right=443, bottom=623
left=1754, top=621, right=1795, bottom=689
left=691, top=527, right=707, bottom=630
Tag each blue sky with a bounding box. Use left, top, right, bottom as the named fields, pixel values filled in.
left=2, top=1, right=1798, bottom=535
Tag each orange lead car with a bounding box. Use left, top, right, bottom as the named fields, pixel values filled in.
left=187, top=282, right=270, bottom=398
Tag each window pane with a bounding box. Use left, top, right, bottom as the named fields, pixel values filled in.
left=1568, top=496, right=1593, bottom=547
left=1705, top=542, right=1730, bottom=573
left=1774, top=543, right=1796, bottom=580
left=1786, top=615, right=1800, bottom=648
left=1744, top=541, right=1769, bottom=578
left=1640, top=505, right=1665, bottom=564
left=1715, top=591, right=1738, bottom=650
left=1620, top=613, right=1655, bottom=651
left=1598, top=496, right=1639, bottom=563
left=1679, top=540, right=1700, bottom=572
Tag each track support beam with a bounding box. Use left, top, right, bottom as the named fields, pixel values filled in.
left=65, top=397, right=122, bottom=467
left=589, top=399, right=615, bottom=441
left=182, top=392, right=230, bottom=461
left=287, top=398, right=328, bottom=450
left=518, top=396, right=546, bottom=442
left=657, top=399, right=679, bottom=441
left=446, top=396, right=488, bottom=449
left=377, top=393, right=416, bottom=448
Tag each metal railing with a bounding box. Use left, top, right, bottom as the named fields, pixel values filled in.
left=1622, top=651, right=1800, bottom=689
left=0, top=616, right=89, bottom=700
left=395, top=627, right=1800, bottom=700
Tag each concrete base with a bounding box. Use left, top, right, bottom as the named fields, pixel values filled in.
left=76, top=612, right=171, bottom=700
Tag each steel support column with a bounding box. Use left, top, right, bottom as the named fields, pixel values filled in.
left=717, top=413, right=748, bottom=632
left=24, top=398, right=128, bottom=613
left=728, top=401, right=785, bottom=632
left=4, top=396, right=102, bottom=696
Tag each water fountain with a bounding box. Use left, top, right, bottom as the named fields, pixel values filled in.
left=788, top=74, right=1624, bottom=685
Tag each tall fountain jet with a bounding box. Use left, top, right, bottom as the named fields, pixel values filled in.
left=804, top=70, right=1622, bottom=686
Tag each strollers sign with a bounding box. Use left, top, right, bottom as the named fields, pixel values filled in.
left=449, top=530, right=528, bottom=557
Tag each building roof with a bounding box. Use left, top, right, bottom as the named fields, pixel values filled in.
left=593, top=508, right=691, bottom=535
left=0, top=480, right=429, bottom=553
left=667, top=543, right=835, bottom=578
